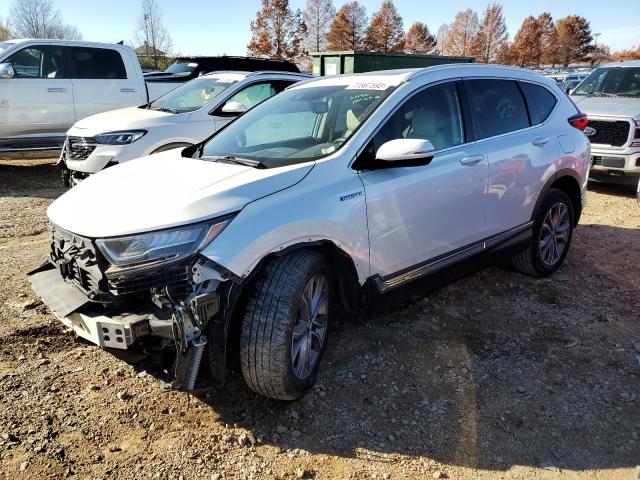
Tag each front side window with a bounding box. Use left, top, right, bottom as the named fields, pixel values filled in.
left=70, top=47, right=126, bottom=79
left=149, top=77, right=237, bottom=113
left=519, top=82, right=557, bottom=125
left=372, top=82, right=464, bottom=153
left=220, top=81, right=291, bottom=112
left=6, top=46, right=65, bottom=79
left=468, top=79, right=529, bottom=139
left=200, top=84, right=391, bottom=168
left=573, top=67, right=640, bottom=98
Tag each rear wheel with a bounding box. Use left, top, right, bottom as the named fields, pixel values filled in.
left=240, top=251, right=330, bottom=400
left=511, top=188, right=574, bottom=277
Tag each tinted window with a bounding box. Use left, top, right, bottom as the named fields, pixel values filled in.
left=373, top=82, right=464, bottom=152
left=468, top=79, right=529, bottom=139
left=519, top=82, right=557, bottom=125
left=7, top=46, right=66, bottom=79
left=70, top=47, right=126, bottom=79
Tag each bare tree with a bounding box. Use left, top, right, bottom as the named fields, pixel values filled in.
left=133, top=0, right=173, bottom=69
left=9, top=0, right=82, bottom=40
left=444, top=9, right=479, bottom=57
left=0, top=17, right=11, bottom=41
left=436, top=23, right=449, bottom=55
left=303, top=0, right=335, bottom=53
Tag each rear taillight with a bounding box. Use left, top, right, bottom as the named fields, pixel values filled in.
left=569, top=112, right=588, bottom=131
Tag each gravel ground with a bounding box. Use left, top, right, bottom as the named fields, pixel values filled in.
left=1, top=158, right=639, bottom=480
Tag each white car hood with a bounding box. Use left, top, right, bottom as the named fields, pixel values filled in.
left=69, top=106, right=185, bottom=136
left=48, top=151, right=313, bottom=238
left=571, top=95, right=640, bottom=121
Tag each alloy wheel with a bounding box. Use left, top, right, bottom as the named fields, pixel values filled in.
left=291, top=274, right=329, bottom=380
left=539, top=202, right=570, bottom=266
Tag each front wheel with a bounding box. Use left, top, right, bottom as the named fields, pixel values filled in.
left=511, top=188, right=575, bottom=277
left=240, top=251, right=331, bottom=400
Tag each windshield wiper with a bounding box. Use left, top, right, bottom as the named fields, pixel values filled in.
left=201, top=155, right=267, bottom=169
left=152, top=107, right=179, bottom=114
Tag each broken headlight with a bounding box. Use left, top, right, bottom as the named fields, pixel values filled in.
left=95, top=130, right=147, bottom=145
left=96, top=216, right=233, bottom=273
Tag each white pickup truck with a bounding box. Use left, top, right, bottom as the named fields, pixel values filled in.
left=0, top=39, right=189, bottom=152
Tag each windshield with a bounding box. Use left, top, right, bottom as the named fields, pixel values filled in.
left=200, top=84, right=391, bottom=168
left=164, top=61, right=198, bottom=76
left=149, top=77, right=237, bottom=113
left=573, top=67, right=640, bottom=97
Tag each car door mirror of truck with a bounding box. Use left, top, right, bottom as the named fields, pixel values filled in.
left=0, top=63, right=15, bottom=79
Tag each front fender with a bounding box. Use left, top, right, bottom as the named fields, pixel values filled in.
left=200, top=162, right=370, bottom=283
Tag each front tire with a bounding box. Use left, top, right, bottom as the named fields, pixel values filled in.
left=511, top=188, right=575, bottom=277
left=240, top=251, right=331, bottom=400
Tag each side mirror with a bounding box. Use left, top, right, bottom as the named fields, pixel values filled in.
left=375, top=138, right=435, bottom=166
left=0, top=63, right=15, bottom=79
left=219, top=101, right=247, bottom=116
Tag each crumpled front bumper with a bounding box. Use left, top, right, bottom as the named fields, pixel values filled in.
left=27, top=262, right=151, bottom=350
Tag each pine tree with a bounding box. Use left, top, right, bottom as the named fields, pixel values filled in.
left=247, top=0, right=307, bottom=62
left=472, top=2, right=507, bottom=63
left=556, top=15, right=593, bottom=67
left=403, top=22, right=436, bottom=55
left=511, top=16, right=542, bottom=67
left=303, top=0, right=335, bottom=52
left=326, top=1, right=368, bottom=51
left=537, top=12, right=557, bottom=66
left=364, top=0, right=405, bottom=53
left=444, top=9, right=479, bottom=57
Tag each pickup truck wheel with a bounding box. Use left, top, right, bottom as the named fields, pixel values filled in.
left=511, top=188, right=574, bottom=277
left=240, top=251, right=330, bottom=400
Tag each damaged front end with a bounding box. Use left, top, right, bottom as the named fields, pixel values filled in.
left=28, top=219, right=235, bottom=390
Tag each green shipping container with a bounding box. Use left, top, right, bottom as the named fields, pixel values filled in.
left=311, top=51, right=474, bottom=76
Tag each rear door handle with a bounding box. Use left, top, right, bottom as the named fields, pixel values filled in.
left=47, top=87, right=66, bottom=93
left=460, top=154, right=485, bottom=166
left=532, top=137, right=550, bottom=147
left=120, top=88, right=136, bottom=93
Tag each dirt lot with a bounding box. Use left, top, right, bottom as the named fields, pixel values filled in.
left=1, top=157, right=639, bottom=480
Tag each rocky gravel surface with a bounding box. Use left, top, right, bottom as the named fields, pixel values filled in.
left=1, top=158, right=639, bottom=480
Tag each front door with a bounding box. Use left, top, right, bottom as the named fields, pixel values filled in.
left=358, top=81, right=488, bottom=282
left=0, top=44, right=74, bottom=147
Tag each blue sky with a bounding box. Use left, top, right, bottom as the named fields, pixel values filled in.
left=1, top=0, right=639, bottom=54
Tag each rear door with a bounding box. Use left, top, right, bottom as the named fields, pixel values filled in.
left=465, top=78, right=560, bottom=235
left=69, top=46, right=143, bottom=121
left=0, top=43, right=74, bottom=146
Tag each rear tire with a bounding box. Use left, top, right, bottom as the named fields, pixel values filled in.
left=511, top=188, right=574, bottom=277
left=240, top=251, right=331, bottom=400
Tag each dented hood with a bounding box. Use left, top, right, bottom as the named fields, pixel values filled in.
left=48, top=150, right=313, bottom=238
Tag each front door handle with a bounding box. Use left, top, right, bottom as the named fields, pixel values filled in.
left=47, top=87, right=66, bottom=93
left=460, top=154, right=485, bottom=166
left=532, top=137, right=550, bottom=147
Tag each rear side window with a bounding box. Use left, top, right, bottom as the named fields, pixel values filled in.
left=467, top=79, right=529, bottom=139
left=519, top=82, right=557, bottom=125
left=70, top=47, right=126, bottom=79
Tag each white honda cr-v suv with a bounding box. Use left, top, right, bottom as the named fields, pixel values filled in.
left=29, top=65, right=590, bottom=400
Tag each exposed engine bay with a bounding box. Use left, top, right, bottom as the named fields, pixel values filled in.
left=28, top=224, right=231, bottom=390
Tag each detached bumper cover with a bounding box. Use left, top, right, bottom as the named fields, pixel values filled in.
left=27, top=262, right=150, bottom=350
